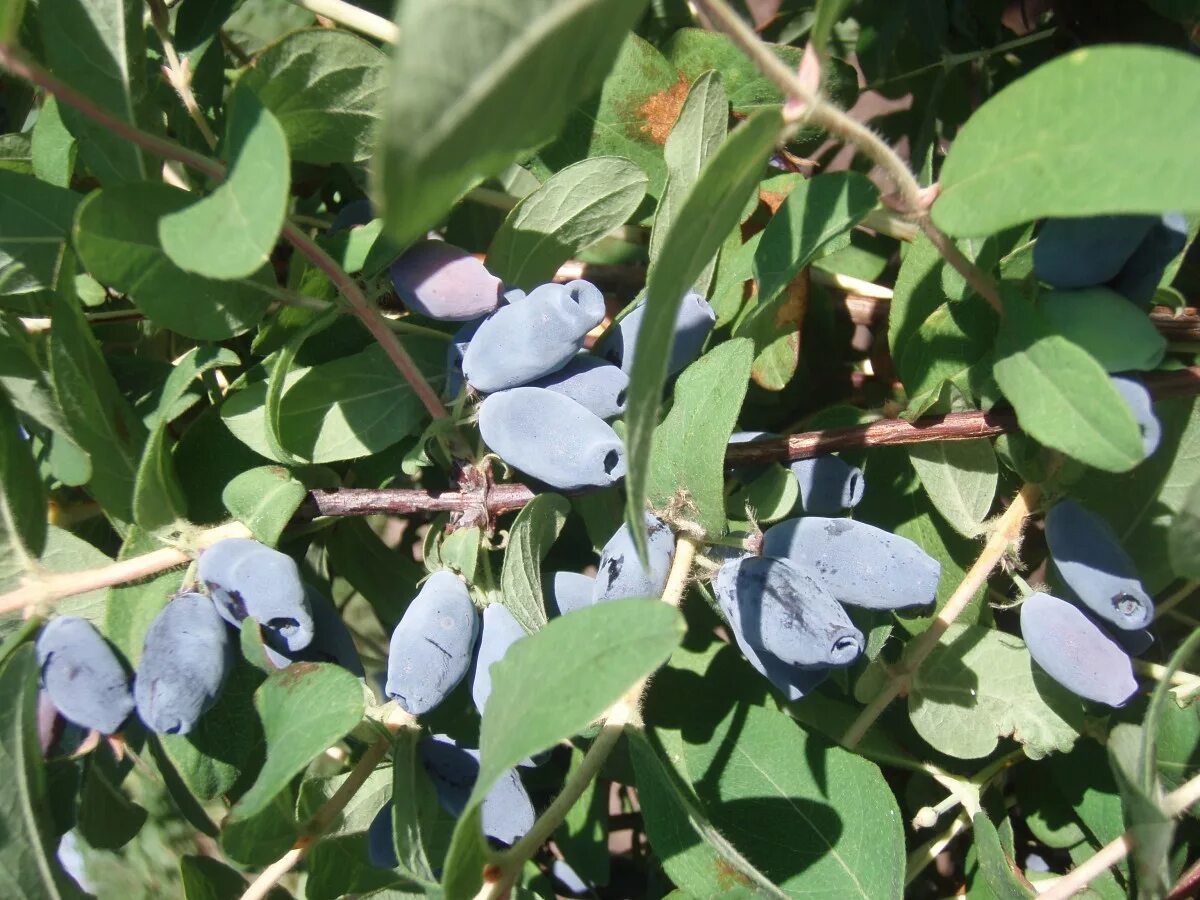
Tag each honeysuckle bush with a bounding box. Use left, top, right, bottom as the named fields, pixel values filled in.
left=1, top=0, right=1200, bottom=897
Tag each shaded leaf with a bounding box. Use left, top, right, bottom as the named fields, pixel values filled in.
left=908, top=439, right=998, bottom=537
left=499, top=493, right=571, bottom=634
left=221, top=466, right=308, bottom=547
left=0, top=169, right=80, bottom=296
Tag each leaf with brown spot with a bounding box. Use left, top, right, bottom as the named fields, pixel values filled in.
left=637, top=72, right=691, bottom=146
left=733, top=270, right=809, bottom=391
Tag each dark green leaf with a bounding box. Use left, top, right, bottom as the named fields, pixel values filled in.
left=306, top=834, right=404, bottom=900
left=229, top=662, right=365, bottom=822
left=221, top=786, right=299, bottom=867
left=811, top=0, right=854, bottom=55
left=160, top=89, right=290, bottom=280
left=298, top=764, right=391, bottom=838
left=499, top=493, right=571, bottom=634
left=0, top=645, right=88, bottom=899
left=40, top=0, right=149, bottom=184
left=389, top=728, right=446, bottom=885
left=77, top=750, right=147, bottom=850
left=1108, top=723, right=1173, bottom=896
left=132, top=422, right=187, bottom=536
left=753, top=172, right=878, bottom=305
left=972, top=813, right=1035, bottom=899
left=1169, top=478, right=1200, bottom=579
left=647, top=338, right=753, bottom=536
left=625, top=108, right=780, bottom=560
left=239, top=28, right=387, bottom=165
left=222, top=466, right=307, bottom=546
left=907, top=439, right=997, bottom=538
left=487, top=156, right=648, bottom=289
left=993, top=289, right=1144, bottom=472
left=0, top=390, right=47, bottom=565
left=74, top=181, right=274, bottom=340
left=153, top=345, right=242, bottom=427
left=180, top=855, right=293, bottom=900
left=375, top=0, right=648, bottom=247
left=0, top=169, right=80, bottom=296
left=934, top=46, right=1200, bottom=236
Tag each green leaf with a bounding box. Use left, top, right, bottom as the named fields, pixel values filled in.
left=0, top=0, right=24, bottom=43
left=49, top=262, right=147, bottom=524
left=647, top=338, right=753, bottom=536
left=753, top=172, right=878, bottom=305
left=1041, top=288, right=1166, bottom=373
left=934, top=46, right=1200, bottom=237
left=229, top=662, right=365, bottom=822
left=811, top=0, right=854, bottom=55
left=555, top=745, right=611, bottom=888
left=625, top=108, right=780, bottom=560
left=160, top=89, right=290, bottom=280
left=265, top=307, right=339, bottom=466
left=993, top=289, right=1144, bottom=473
left=239, top=28, right=387, bottom=165
left=904, top=623, right=1084, bottom=760
left=972, top=814, right=1035, bottom=900
left=424, top=523, right=481, bottom=582
left=153, top=345, right=242, bottom=427
left=179, top=855, right=293, bottom=900
left=222, top=466, right=308, bottom=547
left=221, top=341, right=443, bottom=464
left=221, top=786, right=300, bottom=867
left=298, top=765, right=391, bottom=838
left=1108, top=724, right=1173, bottom=896
left=324, top=519, right=424, bottom=629
left=74, top=181, right=274, bottom=340
left=1169, top=478, right=1200, bottom=579
left=0, top=169, right=80, bottom=296
left=443, top=599, right=684, bottom=897
left=389, top=728, right=446, bottom=885
left=486, top=156, right=648, bottom=289
left=730, top=276, right=807, bottom=391
left=375, top=0, right=648, bottom=247
left=907, top=439, right=998, bottom=538
left=40, top=0, right=149, bottom=184
left=499, top=493, right=571, bottom=634
left=30, top=97, right=76, bottom=188
left=132, top=423, right=188, bottom=537
left=306, top=834, right=404, bottom=900
left=680, top=704, right=905, bottom=899
left=649, top=71, right=729, bottom=287
left=77, top=749, right=147, bottom=850
left=0, top=645, right=88, bottom=899
left=727, top=464, right=799, bottom=524
left=0, top=391, right=47, bottom=567
left=628, top=728, right=786, bottom=898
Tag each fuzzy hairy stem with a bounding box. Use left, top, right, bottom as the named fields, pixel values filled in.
left=689, top=0, right=1004, bottom=312
left=0, top=44, right=449, bottom=424
left=842, top=481, right=1042, bottom=749
left=1038, top=772, right=1200, bottom=900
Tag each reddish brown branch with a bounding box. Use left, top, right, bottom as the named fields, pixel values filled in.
left=298, top=367, right=1200, bottom=520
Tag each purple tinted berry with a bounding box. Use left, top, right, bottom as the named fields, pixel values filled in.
left=386, top=572, right=479, bottom=715
left=367, top=802, right=398, bottom=869
left=544, top=571, right=596, bottom=617
left=198, top=538, right=313, bottom=653
left=263, top=586, right=364, bottom=677
left=390, top=240, right=503, bottom=322
left=1110, top=212, right=1188, bottom=306
left=595, top=290, right=716, bottom=376
left=1033, top=216, right=1156, bottom=289
left=35, top=616, right=133, bottom=735
left=135, top=592, right=233, bottom=735
left=478, top=387, right=625, bottom=490
left=789, top=455, right=865, bottom=514
left=471, top=603, right=527, bottom=714
left=1110, top=375, right=1161, bottom=457
left=420, top=734, right=534, bottom=846
left=1019, top=591, right=1138, bottom=707
left=1044, top=499, right=1153, bottom=631
left=716, top=556, right=863, bottom=669
left=762, top=517, right=940, bottom=610
left=463, top=281, right=606, bottom=393
left=593, top=514, right=675, bottom=603
left=524, top=355, right=628, bottom=419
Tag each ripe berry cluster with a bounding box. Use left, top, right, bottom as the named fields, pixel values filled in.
left=36, top=538, right=361, bottom=739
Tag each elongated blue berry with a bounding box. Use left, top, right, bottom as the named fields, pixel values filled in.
left=1019, top=591, right=1137, bottom=707
left=420, top=734, right=535, bottom=846
left=263, top=586, right=364, bottom=677
left=1110, top=213, right=1188, bottom=306
left=790, top=455, right=865, bottom=514
left=36, top=616, right=133, bottom=735
left=367, top=803, right=398, bottom=869
left=472, top=603, right=527, bottom=714
left=1033, top=216, right=1156, bottom=289
left=386, top=572, right=479, bottom=715
left=762, top=517, right=940, bottom=610
left=463, top=281, right=606, bottom=393
left=390, top=240, right=503, bottom=322
left=525, top=355, right=628, bottom=419
left=199, top=538, right=313, bottom=652
left=1044, top=499, right=1153, bottom=631
left=478, top=387, right=625, bottom=490
left=595, top=290, right=715, bottom=376
left=593, top=514, right=675, bottom=603
left=544, top=571, right=596, bottom=617
left=1111, top=375, right=1161, bottom=457
left=135, top=592, right=233, bottom=735
left=716, top=556, right=863, bottom=669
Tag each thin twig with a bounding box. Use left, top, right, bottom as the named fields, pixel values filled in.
left=843, top=481, right=1042, bottom=748
left=0, top=43, right=450, bottom=425
left=1038, top=772, right=1200, bottom=900
left=147, top=0, right=219, bottom=150
left=284, top=0, right=400, bottom=43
